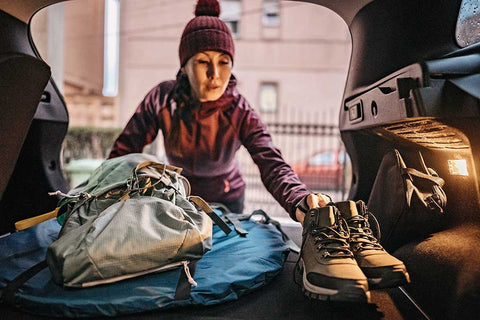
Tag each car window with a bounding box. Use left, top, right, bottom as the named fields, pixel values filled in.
left=309, top=152, right=334, bottom=166
left=456, top=0, right=480, bottom=47
left=338, top=151, right=346, bottom=164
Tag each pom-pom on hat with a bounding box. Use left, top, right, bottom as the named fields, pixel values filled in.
left=179, top=0, right=235, bottom=66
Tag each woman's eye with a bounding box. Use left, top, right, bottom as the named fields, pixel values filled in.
left=220, top=60, right=230, bottom=65
left=197, top=60, right=209, bottom=64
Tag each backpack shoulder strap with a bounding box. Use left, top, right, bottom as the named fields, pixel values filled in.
left=174, top=261, right=198, bottom=301
left=1, top=260, right=48, bottom=306
left=190, top=196, right=232, bottom=235
left=14, top=207, right=59, bottom=231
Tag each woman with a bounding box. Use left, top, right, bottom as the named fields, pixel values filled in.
left=108, top=0, right=329, bottom=221
left=109, top=0, right=410, bottom=302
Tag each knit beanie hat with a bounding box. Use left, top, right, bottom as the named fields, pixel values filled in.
left=179, top=0, right=235, bottom=66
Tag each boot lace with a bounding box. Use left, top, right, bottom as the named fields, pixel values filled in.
left=347, top=205, right=383, bottom=252
left=311, top=218, right=353, bottom=258
left=293, top=214, right=352, bottom=287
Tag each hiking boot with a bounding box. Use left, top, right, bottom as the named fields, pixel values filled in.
left=335, top=200, right=411, bottom=289
left=299, top=205, right=370, bottom=303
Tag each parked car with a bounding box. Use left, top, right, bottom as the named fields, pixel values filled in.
left=1, top=0, right=480, bottom=319
left=291, top=150, right=348, bottom=190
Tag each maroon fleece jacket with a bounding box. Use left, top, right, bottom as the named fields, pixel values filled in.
left=109, top=76, right=310, bottom=218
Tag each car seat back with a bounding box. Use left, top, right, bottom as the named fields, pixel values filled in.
left=0, top=53, right=51, bottom=202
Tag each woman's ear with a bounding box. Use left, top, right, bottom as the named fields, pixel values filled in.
left=180, top=66, right=185, bottom=73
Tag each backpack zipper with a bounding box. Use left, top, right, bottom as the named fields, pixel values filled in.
left=79, top=260, right=194, bottom=288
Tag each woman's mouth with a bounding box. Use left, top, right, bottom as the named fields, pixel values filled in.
left=207, top=84, right=221, bottom=90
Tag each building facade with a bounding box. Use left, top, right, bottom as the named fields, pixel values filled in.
left=31, top=0, right=350, bottom=131
left=118, top=0, right=351, bottom=126
left=31, top=0, right=118, bottom=128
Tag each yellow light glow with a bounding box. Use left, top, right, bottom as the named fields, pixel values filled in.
left=448, top=159, right=468, bottom=176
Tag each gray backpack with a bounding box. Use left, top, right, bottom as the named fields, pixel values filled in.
left=47, top=153, right=227, bottom=288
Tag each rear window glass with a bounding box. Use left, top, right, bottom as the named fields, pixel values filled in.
left=456, top=0, right=480, bottom=47
left=309, top=152, right=334, bottom=166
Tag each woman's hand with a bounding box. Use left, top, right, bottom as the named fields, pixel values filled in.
left=295, top=193, right=331, bottom=225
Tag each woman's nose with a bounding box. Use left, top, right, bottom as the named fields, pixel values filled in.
left=207, top=63, right=219, bottom=79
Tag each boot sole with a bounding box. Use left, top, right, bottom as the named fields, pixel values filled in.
left=300, top=259, right=371, bottom=303
left=363, top=267, right=410, bottom=289
left=365, top=268, right=411, bottom=289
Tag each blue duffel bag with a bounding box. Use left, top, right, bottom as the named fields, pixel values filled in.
left=0, top=210, right=291, bottom=318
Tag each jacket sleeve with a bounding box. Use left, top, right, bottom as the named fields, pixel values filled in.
left=108, top=86, right=162, bottom=159
left=239, top=102, right=310, bottom=219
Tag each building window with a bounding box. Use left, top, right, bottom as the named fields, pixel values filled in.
left=260, top=82, right=278, bottom=113
left=220, top=0, right=241, bottom=38
left=262, top=0, right=279, bottom=27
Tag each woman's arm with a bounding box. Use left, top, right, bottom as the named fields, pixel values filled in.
left=108, top=86, right=163, bottom=159
left=239, top=103, right=311, bottom=219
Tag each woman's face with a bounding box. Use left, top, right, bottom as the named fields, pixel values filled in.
left=182, top=51, right=233, bottom=102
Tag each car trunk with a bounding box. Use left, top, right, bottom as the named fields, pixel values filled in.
left=333, top=0, right=480, bottom=318
left=1, top=0, right=479, bottom=318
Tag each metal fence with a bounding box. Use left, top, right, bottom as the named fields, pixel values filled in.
left=237, top=109, right=351, bottom=223
left=63, top=110, right=350, bottom=223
